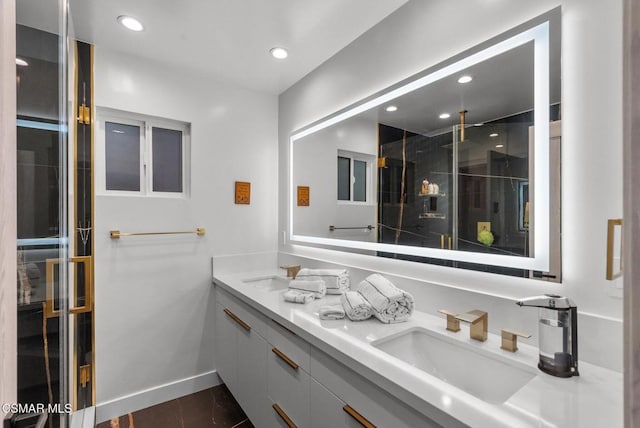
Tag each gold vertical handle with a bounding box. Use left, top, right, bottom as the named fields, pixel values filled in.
left=606, top=219, right=623, bottom=280
left=272, top=403, right=297, bottom=428
left=343, top=405, right=376, bottom=428
left=45, top=258, right=61, bottom=318
left=223, top=308, right=251, bottom=331
left=70, top=256, right=92, bottom=314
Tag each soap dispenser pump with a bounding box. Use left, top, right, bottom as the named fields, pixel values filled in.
left=516, top=294, right=579, bottom=377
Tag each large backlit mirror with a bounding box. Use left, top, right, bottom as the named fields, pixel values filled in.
left=290, top=9, right=561, bottom=280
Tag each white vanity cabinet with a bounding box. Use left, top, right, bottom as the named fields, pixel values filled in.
left=310, top=378, right=369, bottom=428
left=310, top=350, right=446, bottom=428
left=267, top=321, right=311, bottom=427
left=214, top=285, right=444, bottom=428
left=214, top=289, right=270, bottom=425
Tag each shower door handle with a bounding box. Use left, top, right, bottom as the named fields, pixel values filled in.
left=45, top=256, right=93, bottom=318
left=45, top=258, right=61, bottom=318
left=69, top=256, right=92, bottom=314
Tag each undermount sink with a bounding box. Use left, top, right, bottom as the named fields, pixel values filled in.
left=371, top=327, right=536, bottom=404
left=242, top=275, right=290, bottom=291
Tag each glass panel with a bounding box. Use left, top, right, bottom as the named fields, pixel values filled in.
left=378, top=125, right=450, bottom=250
left=353, top=160, right=366, bottom=202
left=105, top=122, right=140, bottom=191
left=456, top=120, right=531, bottom=259
left=152, top=127, right=183, bottom=193
left=337, top=156, right=350, bottom=201
left=16, top=3, right=69, bottom=424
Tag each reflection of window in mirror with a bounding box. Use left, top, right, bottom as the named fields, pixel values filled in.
left=337, top=151, right=374, bottom=203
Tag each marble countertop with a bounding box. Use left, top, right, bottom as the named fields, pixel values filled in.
left=213, top=270, right=622, bottom=428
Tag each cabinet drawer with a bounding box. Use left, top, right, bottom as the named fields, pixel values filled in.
left=267, top=343, right=310, bottom=428
left=216, top=286, right=268, bottom=338
left=310, top=378, right=369, bottom=428
left=267, top=319, right=310, bottom=373
left=214, top=302, right=237, bottom=391
left=310, top=350, right=444, bottom=428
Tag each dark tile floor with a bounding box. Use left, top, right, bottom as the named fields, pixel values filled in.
left=96, top=385, right=253, bottom=428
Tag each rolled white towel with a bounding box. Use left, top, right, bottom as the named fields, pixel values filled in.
left=283, top=289, right=314, bottom=304
left=296, top=268, right=350, bottom=295
left=288, top=279, right=326, bottom=299
left=318, top=304, right=345, bottom=320
left=355, top=274, right=414, bottom=323
left=340, top=291, right=373, bottom=321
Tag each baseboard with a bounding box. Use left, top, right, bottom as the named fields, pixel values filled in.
left=95, top=370, right=221, bottom=423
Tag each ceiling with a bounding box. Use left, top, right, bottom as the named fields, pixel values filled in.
left=373, top=42, right=537, bottom=136
left=16, top=0, right=409, bottom=94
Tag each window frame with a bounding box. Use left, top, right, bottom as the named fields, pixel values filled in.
left=96, top=108, right=190, bottom=198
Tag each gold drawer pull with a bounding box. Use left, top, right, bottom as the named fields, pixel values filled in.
left=272, top=403, right=297, bottom=428
left=272, top=347, right=299, bottom=370
left=343, top=405, right=375, bottom=428
left=223, top=308, right=251, bottom=331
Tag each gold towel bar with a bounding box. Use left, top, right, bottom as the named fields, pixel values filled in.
left=110, top=228, right=206, bottom=239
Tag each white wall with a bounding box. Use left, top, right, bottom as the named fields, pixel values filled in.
left=279, top=0, right=624, bottom=371
left=293, top=115, right=377, bottom=240
left=94, top=48, right=278, bottom=409
left=0, top=0, right=17, bottom=419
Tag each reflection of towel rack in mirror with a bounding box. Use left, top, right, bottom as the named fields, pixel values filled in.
left=110, top=228, right=206, bottom=239
left=329, top=225, right=373, bottom=232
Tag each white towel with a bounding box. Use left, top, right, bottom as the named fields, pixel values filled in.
left=318, top=304, right=345, bottom=320
left=288, top=279, right=326, bottom=299
left=355, top=274, right=414, bottom=323
left=283, top=289, right=314, bottom=304
left=340, top=291, right=373, bottom=321
left=296, top=268, right=350, bottom=295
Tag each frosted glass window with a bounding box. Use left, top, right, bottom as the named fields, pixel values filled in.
left=353, top=160, right=366, bottom=202
left=152, top=127, right=183, bottom=193
left=337, top=156, right=350, bottom=200
left=105, top=122, right=140, bottom=191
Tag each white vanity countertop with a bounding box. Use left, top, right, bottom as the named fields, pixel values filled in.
left=213, top=270, right=622, bottom=428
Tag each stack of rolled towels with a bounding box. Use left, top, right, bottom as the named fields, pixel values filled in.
left=283, top=278, right=326, bottom=304
left=295, top=268, right=350, bottom=295
left=317, top=273, right=414, bottom=323
left=354, top=273, right=414, bottom=323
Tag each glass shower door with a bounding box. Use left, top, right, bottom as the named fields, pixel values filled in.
left=15, top=1, right=70, bottom=426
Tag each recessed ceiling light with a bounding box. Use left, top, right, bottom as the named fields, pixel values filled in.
left=474, top=123, right=483, bottom=127
left=495, top=144, right=504, bottom=148
left=270, top=47, right=288, bottom=59
left=15, top=58, right=28, bottom=67
left=385, top=105, right=398, bottom=112
left=458, top=75, right=473, bottom=84
left=439, top=113, right=450, bottom=119
left=489, top=133, right=499, bottom=137
left=117, top=15, right=144, bottom=32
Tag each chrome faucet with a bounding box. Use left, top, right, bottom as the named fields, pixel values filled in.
left=454, top=310, right=488, bottom=342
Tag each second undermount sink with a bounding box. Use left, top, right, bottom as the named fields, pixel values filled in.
left=242, top=275, right=290, bottom=291
left=371, top=327, right=536, bottom=404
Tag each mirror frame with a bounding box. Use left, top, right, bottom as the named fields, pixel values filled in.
left=289, top=17, right=553, bottom=272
